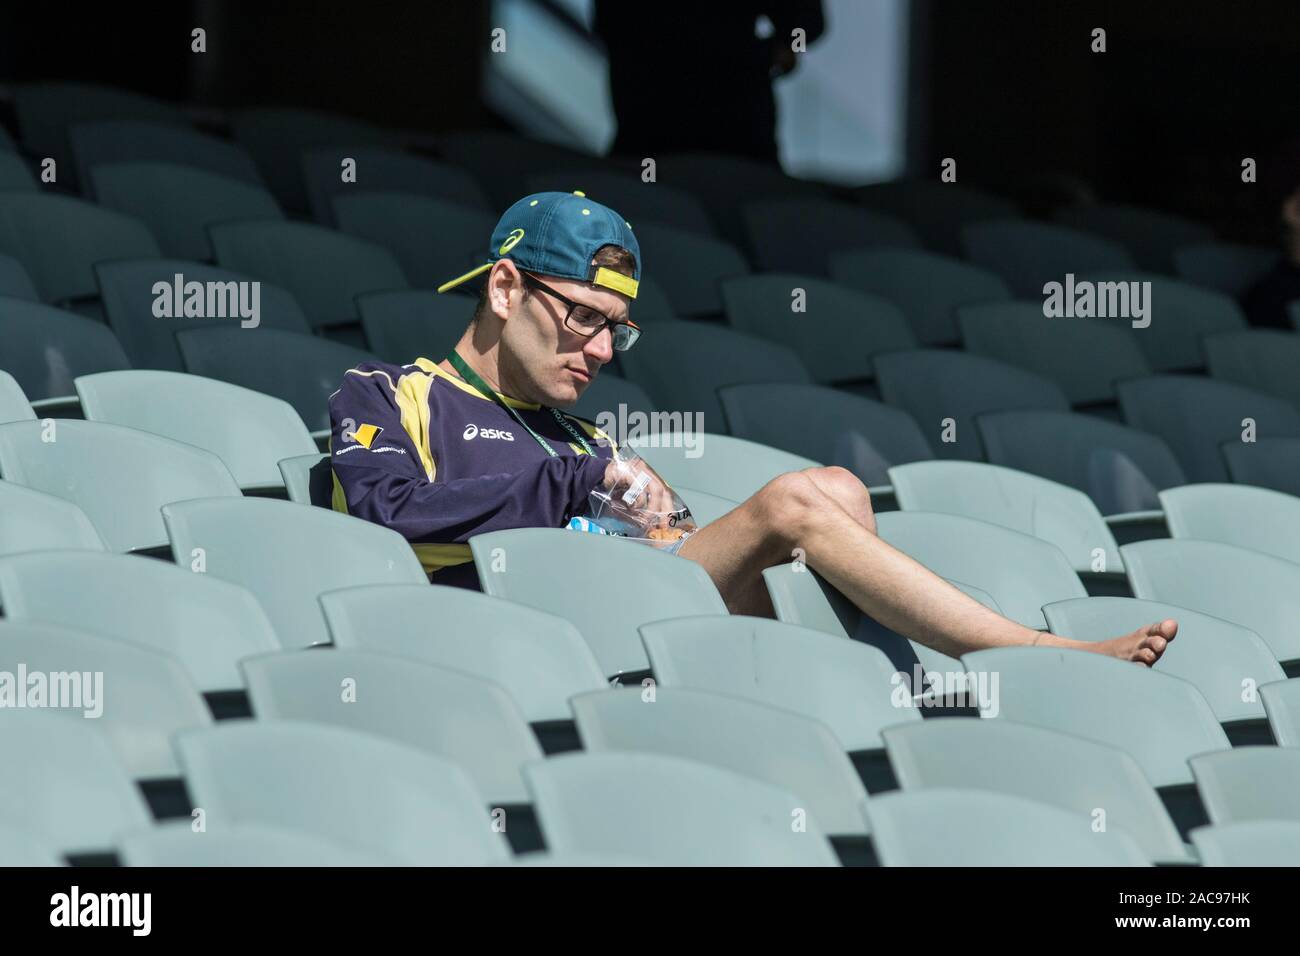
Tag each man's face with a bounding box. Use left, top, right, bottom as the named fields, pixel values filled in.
left=499, top=270, right=631, bottom=408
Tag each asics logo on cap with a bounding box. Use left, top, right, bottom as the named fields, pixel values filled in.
left=464, top=423, right=515, bottom=441
left=498, top=228, right=525, bottom=255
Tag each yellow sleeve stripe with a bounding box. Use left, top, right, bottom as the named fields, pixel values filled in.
left=394, top=369, right=437, bottom=481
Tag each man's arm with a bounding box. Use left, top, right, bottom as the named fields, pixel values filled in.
left=330, top=366, right=609, bottom=543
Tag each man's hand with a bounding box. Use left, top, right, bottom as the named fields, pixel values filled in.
left=602, top=456, right=677, bottom=529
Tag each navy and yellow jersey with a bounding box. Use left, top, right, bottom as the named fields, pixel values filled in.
left=328, top=357, right=615, bottom=577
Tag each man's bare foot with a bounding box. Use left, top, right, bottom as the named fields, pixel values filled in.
left=1082, top=619, right=1178, bottom=667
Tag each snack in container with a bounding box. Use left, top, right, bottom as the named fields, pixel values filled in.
left=568, top=446, right=697, bottom=553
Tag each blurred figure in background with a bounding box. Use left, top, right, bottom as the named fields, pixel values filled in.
left=1243, top=140, right=1300, bottom=328
left=594, top=1, right=825, bottom=165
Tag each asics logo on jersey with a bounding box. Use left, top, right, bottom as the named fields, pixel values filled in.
left=463, top=424, right=514, bottom=441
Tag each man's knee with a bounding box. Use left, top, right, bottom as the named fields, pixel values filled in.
left=811, top=465, right=871, bottom=500
left=750, top=470, right=831, bottom=546
left=805, top=465, right=876, bottom=531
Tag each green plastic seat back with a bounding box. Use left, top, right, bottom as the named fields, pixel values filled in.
left=571, top=687, right=871, bottom=835
left=77, top=370, right=316, bottom=489
left=742, top=197, right=919, bottom=276
left=174, top=327, right=379, bottom=432
left=209, top=219, right=407, bottom=329
left=0, top=370, right=34, bottom=424
left=242, top=650, right=542, bottom=805
left=962, top=646, right=1229, bottom=787
left=0, top=298, right=130, bottom=401
left=1222, top=437, right=1300, bottom=498
left=0, top=419, right=240, bottom=552
left=91, top=162, right=282, bottom=261
left=976, top=409, right=1184, bottom=514
left=1056, top=204, right=1214, bottom=273
left=1044, top=596, right=1283, bottom=724
left=333, top=191, right=493, bottom=288
left=1204, top=329, right=1300, bottom=410
left=319, top=583, right=606, bottom=724
left=1261, top=680, right=1300, bottom=746
left=1190, top=748, right=1300, bottom=825
left=118, top=821, right=390, bottom=867
left=1118, top=375, right=1300, bottom=482
left=1190, top=821, right=1300, bottom=867
left=0, top=192, right=159, bottom=302
left=0, top=621, right=211, bottom=778
left=721, top=274, right=916, bottom=383
left=828, top=248, right=1010, bottom=345
left=961, top=219, right=1135, bottom=297
left=71, top=119, right=264, bottom=196
left=873, top=349, right=1069, bottom=460
left=720, top=383, right=933, bottom=489
left=889, top=460, right=1122, bottom=574
left=524, top=751, right=840, bottom=866
left=230, top=107, right=399, bottom=213
left=0, top=711, right=152, bottom=855
left=639, top=614, right=919, bottom=752
left=1122, top=538, right=1300, bottom=665
left=882, top=720, right=1190, bottom=863
left=175, top=721, right=510, bottom=865
left=0, top=251, right=39, bottom=300
left=304, top=146, right=489, bottom=225
left=866, top=788, right=1150, bottom=866
left=162, top=497, right=428, bottom=649
left=94, top=258, right=310, bottom=371
left=469, top=528, right=727, bottom=678
left=0, top=550, right=280, bottom=692
left=354, top=289, right=477, bottom=364
left=958, top=300, right=1151, bottom=405
left=1161, top=482, right=1300, bottom=565
left=1076, top=272, right=1245, bottom=371
left=0, top=480, right=106, bottom=555
left=1172, top=242, right=1278, bottom=298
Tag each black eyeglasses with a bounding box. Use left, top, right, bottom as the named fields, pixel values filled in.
left=522, top=273, right=641, bottom=352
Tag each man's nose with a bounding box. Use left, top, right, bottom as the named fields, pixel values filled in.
left=584, top=327, right=615, bottom=364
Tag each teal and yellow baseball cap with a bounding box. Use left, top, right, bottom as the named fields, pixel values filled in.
left=437, top=190, right=640, bottom=299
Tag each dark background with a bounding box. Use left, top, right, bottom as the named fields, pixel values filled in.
left=2, top=0, right=1298, bottom=239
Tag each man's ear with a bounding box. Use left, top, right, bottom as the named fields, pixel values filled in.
left=487, top=259, right=524, bottom=320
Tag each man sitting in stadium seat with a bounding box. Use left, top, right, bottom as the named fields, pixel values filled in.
left=329, top=192, right=1175, bottom=665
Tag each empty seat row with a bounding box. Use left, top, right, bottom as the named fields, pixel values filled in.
left=8, top=663, right=1300, bottom=866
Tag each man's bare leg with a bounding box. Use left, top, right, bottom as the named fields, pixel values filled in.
left=679, top=467, right=889, bottom=616
left=678, top=467, right=1175, bottom=665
